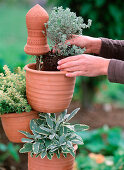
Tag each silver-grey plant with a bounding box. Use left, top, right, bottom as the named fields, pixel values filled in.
left=19, top=108, right=89, bottom=160
left=45, top=6, right=92, bottom=56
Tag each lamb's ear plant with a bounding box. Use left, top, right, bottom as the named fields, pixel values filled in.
left=0, top=65, right=31, bottom=114
left=41, top=6, right=92, bottom=71
left=19, top=108, right=89, bottom=160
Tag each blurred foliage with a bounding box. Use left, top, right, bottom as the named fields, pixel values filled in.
left=48, top=0, right=124, bottom=109
left=95, top=79, right=124, bottom=107
left=0, top=142, right=20, bottom=164
left=76, top=126, right=124, bottom=169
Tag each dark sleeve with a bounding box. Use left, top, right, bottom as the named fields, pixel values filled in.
left=100, top=38, right=124, bottom=60
left=99, top=38, right=124, bottom=84
left=108, top=59, right=124, bottom=84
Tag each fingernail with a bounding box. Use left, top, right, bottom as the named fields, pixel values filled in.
left=66, top=73, right=69, bottom=77
left=58, top=61, right=61, bottom=64
left=57, top=66, right=60, bottom=70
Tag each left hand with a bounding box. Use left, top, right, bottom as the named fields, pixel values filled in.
left=57, top=54, right=110, bottom=77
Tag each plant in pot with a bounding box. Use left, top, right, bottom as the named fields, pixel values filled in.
left=19, top=108, right=89, bottom=170
left=24, top=5, right=91, bottom=113
left=0, top=65, right=39, bottom=143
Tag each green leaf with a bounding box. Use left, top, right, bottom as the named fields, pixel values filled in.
left=19, top=131, right=34, bottom=138
left=74, top=124, right=89, bottom=132
left=7, top=143, right=20, bottom=162
left=56, top=150, right=60, bottom=159
left=46, top=115, right=53, bottom=128
left=68, top=147, right=75, bottom=157
left=39, top=126, right=53, bottom=133
left=47, top=152, right=53, bottom=160
left=21, top=138, right=34, bottom=143
left=64, top=125, right=74, bottom=131
left=59, top=135, right=66, bottom=145
left=33, top=142, right=40, bottom=154
left=34, top=126, right=49, bottom=135
left=30, top=119, right=37, bottom=131
left=19, top=143, right=32, bottom=153
left=59, top=109, right=67, bottom=120
left=40, top=151, right=47, bottom=159
left=35, top=135, right=42, bottom=139
left=60, top=126, right=64, bottom=136
left=35, top=153, right=41, bottom=158
left=71, top=139, right=83, bottom=145
left=45, top=139, right=52, bottom=148
left=65, top=108, right=80, bottom=122
left=49, top=134, right=55, bottom=140
left=63, top=153, right=67, bottom=158
left=30, top=152, right=34, bottom=157
left=67, top=141, right=72, bottom=147
left=0, top=143, right=7, bottom=152
left=36, top=119, right=45, bottom=125
left=50, top=113, right=56, bottom=120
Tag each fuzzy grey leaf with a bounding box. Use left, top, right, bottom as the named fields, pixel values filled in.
left=19, top=143, right=32, bottom=153
left=65, top=108, right=80, bottom=122
left=33, top=142, right=40, bottom=154
left=21, top=138, right=34, bottom=143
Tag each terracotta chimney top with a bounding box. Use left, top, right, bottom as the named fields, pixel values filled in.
left=24, top=4, right=50, bottom=55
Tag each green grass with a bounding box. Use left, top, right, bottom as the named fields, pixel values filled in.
left=0, top=4, right=35, bottom=70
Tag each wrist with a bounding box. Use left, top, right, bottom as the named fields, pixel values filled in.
left=101, top=58, right=110, bottom=75
left=91, top=38, right=102, bottom=54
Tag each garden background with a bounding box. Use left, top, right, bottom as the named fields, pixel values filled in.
left=1, top=0, right=124, bottom=169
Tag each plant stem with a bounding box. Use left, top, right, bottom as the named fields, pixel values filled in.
left=36, top=56, right=41, bottom=70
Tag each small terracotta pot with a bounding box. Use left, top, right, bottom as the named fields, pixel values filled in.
left=24, top=4, right=50, bottom=55
left=0, top=111, right=38, bottom=143
left=28, top=145, right=78, bottom=170
left=25, top=63, right=76, bottom=113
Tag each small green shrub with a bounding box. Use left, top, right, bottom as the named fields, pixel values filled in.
left=0, top=65, right=31, bottom=114
left=19, top=108, right=89, bottom=160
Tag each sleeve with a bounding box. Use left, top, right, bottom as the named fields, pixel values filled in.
left=108, top=59, right=124, bottom=84
left=100, top=38, right=124, bottom=61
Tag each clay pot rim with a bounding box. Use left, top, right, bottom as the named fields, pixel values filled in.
left=0, top=110, right=38, bottom=118
left=24, top=63, right=68, bottom=75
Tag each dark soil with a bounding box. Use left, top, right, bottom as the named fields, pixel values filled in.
left=42, top=49, right=66, bottom=71
left=1, top=101, right=124, bottom=169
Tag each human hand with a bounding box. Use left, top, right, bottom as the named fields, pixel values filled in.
left=57, top=54, right=110, bottom=77
left=66, top=35, right=102, bottom=54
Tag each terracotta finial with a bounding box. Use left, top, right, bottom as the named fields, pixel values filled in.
left=24, top=4, right=50, bottom=55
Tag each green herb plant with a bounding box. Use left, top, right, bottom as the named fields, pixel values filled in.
left=19, top=108, right=89, bottom=160
left=0, top=65, right=31, bottom=115
left=45, top=6, right=91, bottom=56
left=38, top=6, right=92, bottom=71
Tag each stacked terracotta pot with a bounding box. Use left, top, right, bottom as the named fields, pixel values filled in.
left=23, top=4, right=77, bottom=170
left=23, top=5, right=76, bottom=170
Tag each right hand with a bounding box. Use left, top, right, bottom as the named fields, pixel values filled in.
left=66, top=35, right=102, bottom=55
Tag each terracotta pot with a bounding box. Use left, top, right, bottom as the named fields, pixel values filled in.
left=25, top=63, right=76, bottom=113
left=28, top=145, right=78, bottom=170
left=24, top=4, right=50, bottom=55
left=0, top=111, right=38, bottom=143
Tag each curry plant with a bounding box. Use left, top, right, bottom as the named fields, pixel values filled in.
left=37, top=7, right=92, bottom=71
left=0, top=65, right=31, bottom=114
left=19, top=108, right=89, bottom=160
left=45, top=6, right=92, bottom=56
